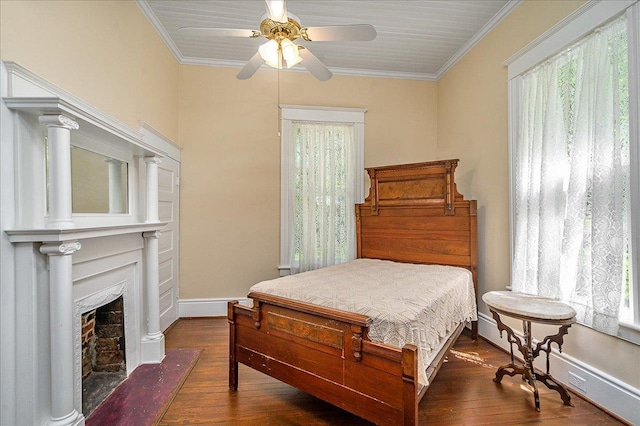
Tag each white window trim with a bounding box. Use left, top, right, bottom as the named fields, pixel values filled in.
left=505, top=0, right=640, bottom=344
left=278, top=105, right=366, bottom=276
left=504, top=1, right=637, bottom=79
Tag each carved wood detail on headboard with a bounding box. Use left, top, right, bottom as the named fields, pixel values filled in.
left=365, top=159, right=463, bottom=216
left=356, top=159, right=478, bottom=294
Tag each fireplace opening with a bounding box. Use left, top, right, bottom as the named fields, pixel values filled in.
left=81, top=296, right=126, bottom=416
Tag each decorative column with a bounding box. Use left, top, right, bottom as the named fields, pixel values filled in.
left=40, top=241, right=84, bottom=426
left=141, top=156, right=164, bottom=362
left=143, top=156, right=162, bottom=223
left=39, top=115, right=79, bottom=229
left=141, top=230, right=165, bottom=363
left=105, top=158, right=124, bottom=213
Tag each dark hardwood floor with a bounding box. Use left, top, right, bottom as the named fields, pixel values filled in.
left=160, top=318, right=623, bottom=425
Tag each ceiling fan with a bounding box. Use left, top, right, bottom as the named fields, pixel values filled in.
left=178, top=0, right=377, bottom=81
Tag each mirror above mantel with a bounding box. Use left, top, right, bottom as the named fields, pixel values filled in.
left=65, top=145, right=128, bottom=214
left=4, top=96, right=162, bottom=228
left=70, top=146, right=128, bottom=214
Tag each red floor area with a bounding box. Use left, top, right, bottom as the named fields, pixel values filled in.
left=86, top=348, right=201, bottom=426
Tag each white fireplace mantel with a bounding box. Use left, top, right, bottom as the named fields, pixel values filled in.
left=1, top=62, right=174, bottom=426
left=3, top=96, right=158, bottom=158
left=5, top=222, right=167, bottom=243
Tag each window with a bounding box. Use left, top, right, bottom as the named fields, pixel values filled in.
left=279, top=106, right=365, bottom=275
left=506, top=1, right=640, bottom=342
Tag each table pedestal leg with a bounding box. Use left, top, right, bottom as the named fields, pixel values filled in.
left=490, top=310, right=573, bottom=411
left=534, top=371, right=573, bottom=407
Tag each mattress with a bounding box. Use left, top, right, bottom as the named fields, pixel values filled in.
left=249, top=258, right=478, bottom=385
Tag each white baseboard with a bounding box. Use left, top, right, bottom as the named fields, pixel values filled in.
left=178, top=297, right=251, bottom=318
left=478, top=312, right=640, bottom=425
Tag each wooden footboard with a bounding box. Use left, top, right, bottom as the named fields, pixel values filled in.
left=229, top=294, right=466, bottom=425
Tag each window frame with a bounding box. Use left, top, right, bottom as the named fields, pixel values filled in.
left=279, top=105, right=366, bottom=276
left=505, top=0, right=640, bottom=343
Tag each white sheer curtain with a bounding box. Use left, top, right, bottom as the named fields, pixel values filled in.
left=512, top=16, right=630, bottom=335
left=289, top=121, right=356, bottom=274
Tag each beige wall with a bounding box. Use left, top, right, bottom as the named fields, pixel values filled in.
left=437, top=0, right=640, bottom=389
left=178, top=65, right=438, bottom=298
left=0, top=0, right=179, bottom=141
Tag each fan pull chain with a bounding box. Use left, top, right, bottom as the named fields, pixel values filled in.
left=277, top=49, right=281, bottom=137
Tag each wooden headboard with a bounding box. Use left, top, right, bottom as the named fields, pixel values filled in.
left=356, top=159, right=478, bottom=290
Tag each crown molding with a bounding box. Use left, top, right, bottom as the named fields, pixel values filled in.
left=179, top=57, right=248, bottom=69
left=329, top=66, right=438, bottom=81
left=135, top=0, right=185, bottom=62
left=437, top=0, right=523, bottom=79
left=180, top=56, right=439, bottom=81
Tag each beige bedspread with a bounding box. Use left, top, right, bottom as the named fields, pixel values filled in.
left=249, top=258, right=477, bottom=385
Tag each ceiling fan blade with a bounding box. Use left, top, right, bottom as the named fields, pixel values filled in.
left=265, top=0, right=288, bottom=24
left=303, top=24, right=377, bottom=42
left=236, top=51, right=265, bottom=80
left=298, top=47, right=332, bottom=81
left=178, top=27, right=259, bottom=38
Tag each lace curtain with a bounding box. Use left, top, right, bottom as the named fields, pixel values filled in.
left=289, top=121, right=356, bottom=274
left=512, top=16, right=630, bottom=335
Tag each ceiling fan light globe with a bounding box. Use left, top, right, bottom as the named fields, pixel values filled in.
left=285, top=54, right=303, bottom=69
left=281, top=39, right=303, bottom=68
left=259, top=39, right=280, bottom=68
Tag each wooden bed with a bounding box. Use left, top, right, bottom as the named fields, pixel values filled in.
left=228, top=159, right=478, bottom=425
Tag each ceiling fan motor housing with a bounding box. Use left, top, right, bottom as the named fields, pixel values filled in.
left=260, top=17, right=303, bottom=42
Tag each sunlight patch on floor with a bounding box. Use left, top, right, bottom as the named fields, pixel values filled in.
left=520, top=383, right=534, bottom=393
left=449, top=349, right=496, bottom=369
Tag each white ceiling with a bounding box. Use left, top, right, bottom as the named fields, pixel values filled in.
left=137, top=0, right=521, bottom=80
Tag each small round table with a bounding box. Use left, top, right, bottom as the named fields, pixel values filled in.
left=482, top=291, right=576, bottom=411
